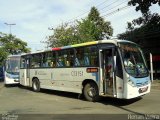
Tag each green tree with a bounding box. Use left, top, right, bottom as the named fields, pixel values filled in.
left=128, top=0, right=160, bottom=14
left=77, top=19, right=97, bottom=43
left=87, top=7, right=113, bottom=39
left=48, top=24, right=79, bottom=47
left=0, top=47, right=8, bottom=66
left=47, top=6, right=113, bottom=47
left=118, top=1, right=160, bottom=42
left=0, top=32, right=30, bottom=65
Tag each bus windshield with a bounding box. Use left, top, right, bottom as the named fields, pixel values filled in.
left=119, top=42, right=148, bottom=78
left=6, top=57, right=20, bottom=75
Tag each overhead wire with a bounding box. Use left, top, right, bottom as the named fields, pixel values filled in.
left=100, top=0, right=129, bottom=15
left=66, top=0, right=129, bottom=26
left=66, top=0, right=123, bottom=25
left=102, top=5, right=130, bottom=17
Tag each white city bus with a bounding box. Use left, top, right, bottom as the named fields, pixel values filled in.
left=4, top=55, right=21, bottom=86
left=20, top=39, right=151, bottom=101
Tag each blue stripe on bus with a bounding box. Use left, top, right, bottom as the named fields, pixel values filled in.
left=61, top=45, right=72, bottom=49
left=92, top=73, right=98, bottom=82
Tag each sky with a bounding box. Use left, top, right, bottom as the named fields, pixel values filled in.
left=0, top=0, right=160, bottom=52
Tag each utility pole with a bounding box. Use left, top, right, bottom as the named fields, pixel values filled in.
left=4, top=23, right=16, bottom=54
left=40, top=27, right=54, bottom=50
left=4, top=23, right=16, bottom=35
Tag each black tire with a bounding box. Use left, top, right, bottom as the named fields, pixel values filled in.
left=32, top=78, right=40, bottom=92
left=83, top=82, right=99, bottom=102
left=4, top=84, right=9, bottom=87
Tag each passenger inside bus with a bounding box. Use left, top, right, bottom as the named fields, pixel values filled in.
left=84, top=53, right=90, bottom=66
left=105, top=50, right=113, bottom=87
left=124, top=53, right=134, bottom=67
left=57, top=57, right=64, bottom=67
left=75, top=49, right=83, bottom=66
left=75, top=49, right=90, bottom=66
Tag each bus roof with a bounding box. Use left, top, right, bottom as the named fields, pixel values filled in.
left=51, top=39, right=137, bottom=51
left=21, top=39, right=137, bottom=56
left=7, top=54, right=21, bottom=58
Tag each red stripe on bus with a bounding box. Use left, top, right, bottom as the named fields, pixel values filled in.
left=52, top=48, right=61, bottom=51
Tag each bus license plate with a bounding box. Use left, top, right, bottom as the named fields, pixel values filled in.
left=139, top=86, right=148, bottom=93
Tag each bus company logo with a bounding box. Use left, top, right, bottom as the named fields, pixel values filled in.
left=2, top=113, right=18, bottom=120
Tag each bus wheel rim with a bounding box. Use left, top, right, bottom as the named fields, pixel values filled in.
left=33, top=82, right=37, bottom=90
left=88, top=88, right=96, bottom=97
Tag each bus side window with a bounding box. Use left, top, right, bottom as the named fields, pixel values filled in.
left=57, top=51, right=64, bottom=67
left=20, top=57, right=26, bottom=69
left=66, top=49, right=74, bottom=67
left=31, top=54, right=41, bottom=68
left=74, top=48, right=84, bottom=66
left=84, top=53, right=90, bottom=66
left=56, top=49, right=74, bottom=67
left=116, top=49, right=123, bottom=79
left=52, top=52, right=56, bottom=67
left=74, top=46, right=98, bottom=67
left=83, top=46, right=98, bottom=66
left=57, top=57, right=64, bottom=67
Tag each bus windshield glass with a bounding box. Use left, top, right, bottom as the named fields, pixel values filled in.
left=119, top=42, right=148, bottom=78
left=6, top=57, right=20, bottom=75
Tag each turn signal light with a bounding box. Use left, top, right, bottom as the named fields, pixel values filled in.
left=86, top=68, right=98, bottom=73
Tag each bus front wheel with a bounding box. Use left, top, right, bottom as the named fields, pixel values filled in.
left=83, top=82, right=99, bottom=102
left=32, top=78, right=40, bottom=92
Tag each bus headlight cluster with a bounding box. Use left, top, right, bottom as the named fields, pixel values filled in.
left=128, top=79, right=136, bottom=87
left=6, top=73, right=12, bottom=78
left=6, top=73, right=18, bottom=79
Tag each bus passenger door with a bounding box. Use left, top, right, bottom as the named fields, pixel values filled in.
left=20, top=58, right=30, bottom=86
left=101, top=48, right=116, bottom=96
left=25, top=58, right=30, bottom=86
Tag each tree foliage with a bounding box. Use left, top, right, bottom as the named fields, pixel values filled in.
left=0, top=32, right=30, bottom=65
left=77, top=19, right=97, bottom=42
left=47, top=7, right=113, bottom=47
left=87, top=7, right=113, bottom=39
left=118, top=13, right=160, bottom=43
left=48, top=24, right=78, bottom=47
left=118, top=1, right=160, bottom=56
left=0, top=47, right=8, bottom=66
left=128, top=0, right=160, bottom=14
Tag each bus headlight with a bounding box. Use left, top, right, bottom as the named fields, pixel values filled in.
left=6, top=73, right=11, bottom=78
left=128, top=79, right=136, bottom=87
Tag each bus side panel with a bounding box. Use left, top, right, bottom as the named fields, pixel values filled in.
left=29, top=67, right=99, bottom=94
left=70, top=67, right=99, bottom=93
left=115, top=76, right=124, bottom=98
left=20, top=69, right=31, bottom=86
left=29, top=69, right=51, bottom=87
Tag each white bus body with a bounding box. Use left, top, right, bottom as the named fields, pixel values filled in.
left=4, top=55, right=20, bottom=85
left=19, top=40, right=151, bottom=101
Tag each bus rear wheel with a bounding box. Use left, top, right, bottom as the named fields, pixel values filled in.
left=83, top=82, right=99, bottom=102
left=32, top=78, right=40, bottom=92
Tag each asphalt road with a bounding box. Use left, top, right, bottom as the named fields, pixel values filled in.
left=0, top=81, right=160, bottom=120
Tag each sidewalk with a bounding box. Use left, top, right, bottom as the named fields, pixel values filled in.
left=151, top=80, right=160, bottom=89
